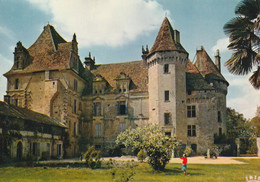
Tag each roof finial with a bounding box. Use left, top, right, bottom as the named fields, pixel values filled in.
left=165, top=12, right=167, bottom=17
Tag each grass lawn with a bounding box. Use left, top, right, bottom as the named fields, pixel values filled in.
left=0, top=158, right=259, bottom=182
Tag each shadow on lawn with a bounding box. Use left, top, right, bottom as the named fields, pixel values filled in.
left=162, top=167, right=203, bottom=176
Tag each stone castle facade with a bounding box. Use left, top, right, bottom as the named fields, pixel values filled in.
left=3, top=17, right=228, bottom=156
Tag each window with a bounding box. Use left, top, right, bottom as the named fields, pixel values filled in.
left=164, top=90, right=169, bottom=101
left=15, top=79, right=19, bottom=89
left=120, top=122, right=126, bottom=132
left=95, top=123, right=101, bottom=137
left=46, top=143, right=50, bottom=155
left=187, top=90, right=192, bottom=95
left=164, top=64, right=169, bottom=73
left=187, top=125, right=196, bottom=137
left=165, top=132, right=171, bottom=137
left=191, top=144, right=197, bottom=153
left=218, top=111, right=222, bottom=122
left=74, top=122, right=77, bottom=136
left=57, top=144, right=62, bottom=156
left=73, top=79, right=78, bottom=91
left=13, top=98, right=18, bottom=106
left=164, top=113, right=170, bottom=125
left=219, top=128, right=222, bottom=136
left=73, top=99, right=77, bottom=113
left=79, top=102, right=82, bottom=111
left=187, top=106, right=196, bottom=118
left=117, top=101, right=127, bottom=115
left=95, top=145, right=101, bottom=150
left=93, top=102, right=101, bottom=116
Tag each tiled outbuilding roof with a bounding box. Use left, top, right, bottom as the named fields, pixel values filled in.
left=148, top=17, right=187, bottom=57
left=4, top=25, right=74, bottom=76
left=91, top=61, right=148, bottom=93
left=0, top=101, right=66, bottom=128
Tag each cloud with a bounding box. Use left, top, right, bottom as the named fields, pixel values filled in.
left=0, top=54, right=12, bottom=66
left=0, top=26, right=15, bottom=40
left=225, top=73, right=260, bottom=119
left=211, top=37, right=229, bottom=54
left=25, top=0, right=169, bottom=47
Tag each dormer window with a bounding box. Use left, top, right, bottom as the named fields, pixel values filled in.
left=115, top=72, right=131, bottom=93
left=93, top=74, right=107, bottom=95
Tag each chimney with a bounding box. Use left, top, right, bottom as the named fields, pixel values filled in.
left=174, top=30, right=180, bottom=43
left=215, top=49, right=221, bottom=72
left=84, top=52, right=95, bottom=70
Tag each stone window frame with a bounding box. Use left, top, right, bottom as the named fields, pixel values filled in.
left=73, top=99, right=77, bottom=114
left=164, top=64, right=169, bottom=74
left=73, top=122, right=77, bottom=137
left=73, top=79, right=78, bottom=92
left=219, top=127, right=222, bottom=136
left=95, top=123, right=102, bottom=137
left=164, top=90, right=170, bottom=102
left=187, top=125, right=196, bottom=137
left=164, top=112, right=171, bottom=125
left=117, top=101, right=127, bottom=115
left=218, top=111, right=222, bottom=122
left=119, top=122, right=126, bottom=132
left=15, top=78, right=19, bottom=89
left=93, top=102, right=102, bottom=116
left=187, top=105, right=196, bottom=118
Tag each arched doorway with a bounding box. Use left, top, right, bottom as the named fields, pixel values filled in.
left=17, top=142, right=22, bottom=161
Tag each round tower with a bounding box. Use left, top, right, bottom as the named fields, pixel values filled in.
left=143, top=17, right=189, bottom=137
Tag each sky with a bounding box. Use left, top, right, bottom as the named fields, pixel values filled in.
left=0, top=0, right=259, bottom=119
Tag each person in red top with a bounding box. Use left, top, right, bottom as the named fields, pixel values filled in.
left=180, top=154, right=188, bottom=176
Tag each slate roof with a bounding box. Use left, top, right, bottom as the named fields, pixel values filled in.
left=194, top=46, right=228, bottom=84
left=148, top=17, right=187, bottom=57
left=0, top=101, right=66, bottom=128
left=91, top=61, right=148, bottom=93
left=186, top=73, right=214, bottom=91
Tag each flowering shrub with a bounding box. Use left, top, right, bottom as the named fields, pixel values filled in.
left=116, top=125, right=177, bottom=170
left=83, top=146, right=101, bottom=169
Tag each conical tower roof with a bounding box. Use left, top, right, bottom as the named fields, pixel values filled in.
left=148, top=17, right=187, bottom=57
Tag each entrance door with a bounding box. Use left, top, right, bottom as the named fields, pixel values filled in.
left=191, top=144, right=197, bottom=154
left=17, top=142, right=23, bottom=161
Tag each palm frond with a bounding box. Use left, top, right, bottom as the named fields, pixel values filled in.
left=249, top=66, right=260, bottom=89
left=225, top=49, right=254, bottom=75
left=235, top=0, right=260, bottom=20
left=224, top=17, right=253, bottom=36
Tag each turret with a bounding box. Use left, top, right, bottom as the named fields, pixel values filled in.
left=13, top=41, right=29, bottom=70
left=215, top=49, right=221, bottom=72
left=145, top=17, right=188, bottom=138
left=71, top=33, right=78, bottom=54
left=84, top=52, right=95, bottom=70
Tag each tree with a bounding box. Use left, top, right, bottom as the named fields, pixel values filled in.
left=250, top=116, right=260, bottom=136
left=224, top=107, right=255, bottom=155
left=224, top=0, right=260, bottom=89
left=116, top=125, right=176, bottom=171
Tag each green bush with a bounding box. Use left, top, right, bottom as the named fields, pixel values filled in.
left=174, top=143, right=186, bottom=157
left=108, top=145, right=122, bottom=157
left=184, top=146, right=192, bottom=156
left=110, top=160, right=136, bottom=182
left=137, top=149, right=146, bottom=162
left=83, top=146, right=101, bottom=169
